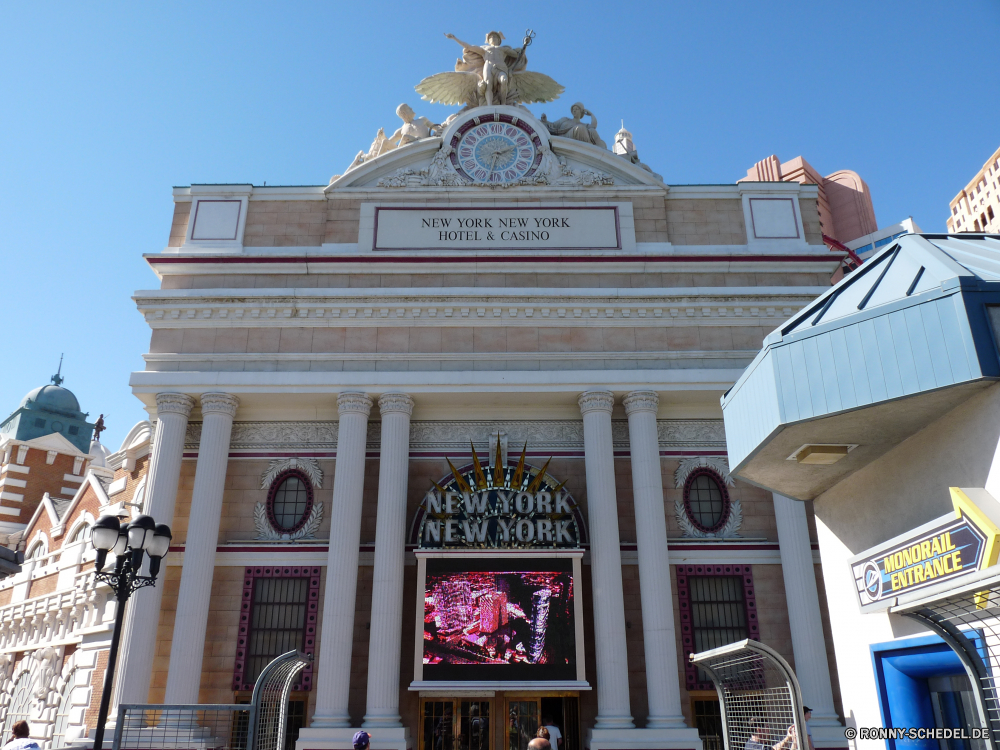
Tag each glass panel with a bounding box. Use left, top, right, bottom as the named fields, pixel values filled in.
left=272, top=476, right=310, bottom=530
left=688, top=475, right=724, bottom=530
left=51, top=673, right=76, bottom=748
left=507, top=700, right=539, bottom=750
left=457, top=701, right=490, bottom=750
left=423, top=701, right=454, bottom=750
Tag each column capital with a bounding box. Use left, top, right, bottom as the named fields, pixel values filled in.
left=200, top=393, right=240, bottom=417
left=155, top=393, right=196, bottom=417
left=623, top=390, right=659, bottom=415
left=338, top=392, right=374, bottom=416
left=378, top=393, right=414, bottom=416
left=578, top=390, right=615, bottom=414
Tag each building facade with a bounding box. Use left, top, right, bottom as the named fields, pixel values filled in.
left=946, top=144, right=1000, bottom=234
left=4, top=39, right=852, bottom=750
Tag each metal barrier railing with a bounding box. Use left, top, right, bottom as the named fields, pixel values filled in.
left=690, top=639, right=807, bottom=750
left=112, top=651, right=310, bottom=750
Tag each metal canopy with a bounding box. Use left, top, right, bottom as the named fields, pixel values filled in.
left=722, top=234, right=1000, bottom=500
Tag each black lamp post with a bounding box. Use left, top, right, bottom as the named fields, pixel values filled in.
left=90, top=513, right=172, bottom=750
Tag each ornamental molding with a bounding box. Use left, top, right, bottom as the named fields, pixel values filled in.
left=260, top=458, right=324, bottom=489
left=623, top=390, right=658, bottom=415
left=253, top=501, right=324, bottom=541
left=338, top=392, right=373, bottom=416
left=378, top=393, right=415, bottom=415
left=200, top=392, right=240, bottom=417
left=155, top=393, right=196, bottom=416
left=184, top=419, right=726, bottom=452
left=578, top=391, right=614, bottom=414
left=137, top=294, right=808, bottom=329
left=673, top=457, right=742, bottom=539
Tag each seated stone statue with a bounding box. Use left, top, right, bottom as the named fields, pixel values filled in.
left=541, top=102, right=606, bottom=149
left=347, top=104, right=440, bottom=172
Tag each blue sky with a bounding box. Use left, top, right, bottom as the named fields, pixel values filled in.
left=1, top=1, right=997, bottom=449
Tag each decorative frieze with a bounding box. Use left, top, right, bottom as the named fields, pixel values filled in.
left=185, top=419, right=725, bottom=452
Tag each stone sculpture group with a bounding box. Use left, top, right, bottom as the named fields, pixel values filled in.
left=341, top=29, right=659, bottom=182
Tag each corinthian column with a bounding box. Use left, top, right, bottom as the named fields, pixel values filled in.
left=578, top=391, right=634, bottom=729
left=311, top=392, right=373, bottom=728
left=110, top=393, right=195, bottom=714
left=623, top=391, right=687, bottom=728
left=363, top=393, right=414, bottom=730
left=164, top=393, right=239, bottom=703
left=772, top=493, right=842, bottom=729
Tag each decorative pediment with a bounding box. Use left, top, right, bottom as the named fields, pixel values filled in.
left=327, top=107, right=664, bottom=191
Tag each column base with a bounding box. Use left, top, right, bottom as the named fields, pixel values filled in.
left=297, top=727, right=412, bottom=750
left=586, top=727, right=703, bottom=750
left=809, top=724, right=850, bottom=749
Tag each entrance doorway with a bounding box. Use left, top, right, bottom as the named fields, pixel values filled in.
left=418, top=695, right=580, bottom=750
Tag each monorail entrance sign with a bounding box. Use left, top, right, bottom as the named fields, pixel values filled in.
left=849, top=487, right=1000, bottom=611
left=414, top=441, right=585, bottom=549
left=373, top=205, right=621, bottom=251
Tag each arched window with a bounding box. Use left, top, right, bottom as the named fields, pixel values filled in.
left=51, top=671, right=76, bottom=749
left=26, top=541, right=46, bottom=560
left=71, top=523, right=90, bottom=544
left=267, top=472, right=314, bottom=534
left=2, top=672, right=33, bottom=744
left=683, top=469, right=731, bottom=534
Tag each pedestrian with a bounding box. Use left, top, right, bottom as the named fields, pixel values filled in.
left=3, top=722, right=40, bottom=750
left=536, top=728, right=551, bottom=741
left=528, top=739, right=551, bottom=750
left=353, top=731, right=371, bottom=750
left=802, top=707, right=815, bottom=750
left=744, top=718, right=771, bottom=750
left=541, top=716, right=563, bottom=750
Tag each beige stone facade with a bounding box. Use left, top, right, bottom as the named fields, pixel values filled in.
left=946, top=143, right=1000, bottom=233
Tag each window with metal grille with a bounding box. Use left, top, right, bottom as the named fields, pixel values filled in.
left=51, top=672, right=76, bottom=749
left=267, top=472, right=314, bottom=533
left=691, top=697, right=724, bottom=750
left=233, top=567, right=319, bottom=691
left=678, top=565, right=758, bottom=691
left=683, top=469, right=731, bottom=533
left=2, top=672, right=33, bottom=743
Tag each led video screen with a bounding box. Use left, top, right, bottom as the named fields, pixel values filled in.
left=422, top=558, right=576, bottom=681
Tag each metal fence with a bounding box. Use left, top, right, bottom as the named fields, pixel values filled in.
left=896, top=570, right=1000, bottom=750
left=690, top=639, right=807, bottom=750
left=113, top=651, right=310, bottom=750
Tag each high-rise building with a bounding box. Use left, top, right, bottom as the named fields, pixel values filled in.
left=945, top=144, right=1000, bottom=233
left=742, top=154, right=877, bottom=245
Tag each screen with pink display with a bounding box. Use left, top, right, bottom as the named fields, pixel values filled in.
left=422, top=558, right=576, bottom=681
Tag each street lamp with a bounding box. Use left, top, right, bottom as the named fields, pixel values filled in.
left=90, top=513, right=172, bottom=750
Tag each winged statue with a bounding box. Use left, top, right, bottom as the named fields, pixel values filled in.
left=416, top=30, right=564, bottom=109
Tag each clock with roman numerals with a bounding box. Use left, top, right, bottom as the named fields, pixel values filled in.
left=450, top=113, right=542, bottom=184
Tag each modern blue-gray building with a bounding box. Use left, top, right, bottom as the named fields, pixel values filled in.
left=721, top=234, right=1000, bottom=746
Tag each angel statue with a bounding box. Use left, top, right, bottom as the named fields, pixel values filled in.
left=416, top=29, right=564, bottom=108
left=541, top=102, right=607, bottom=149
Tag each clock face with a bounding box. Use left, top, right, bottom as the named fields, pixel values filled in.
left=450, top=114, right=541, bottom=184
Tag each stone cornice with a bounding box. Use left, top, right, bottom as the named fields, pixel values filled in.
left=183, top=418, right=726, bottom=452
left=135, top=288, right=816, bottom=329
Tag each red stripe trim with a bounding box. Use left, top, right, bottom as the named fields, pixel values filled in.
left=148, top=253, right=841, bottom=266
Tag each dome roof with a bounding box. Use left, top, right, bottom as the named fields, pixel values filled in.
left=21, top=384, right=82, bottom=415
left=89, top=439, right=112, bottom=467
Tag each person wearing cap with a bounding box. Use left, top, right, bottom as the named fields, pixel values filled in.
left=802, top=707, right=814, bottom=750
left=2, top=721, right=41, bottom=750
left=353, top=731, right=371, bottom=750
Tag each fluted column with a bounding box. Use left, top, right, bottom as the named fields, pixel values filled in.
left=623, top=391, right=687, bottom=728
left=164, top=393, right=239, bottom=703
left=311, top=393, right=373, bottom=728
left=578, top=391, right=634, bottom=729
left=110, top=393, right=195, bottom=714
left=363, top=393, right=414, bottom=728
left=772, top=492, right=840, bottom=726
